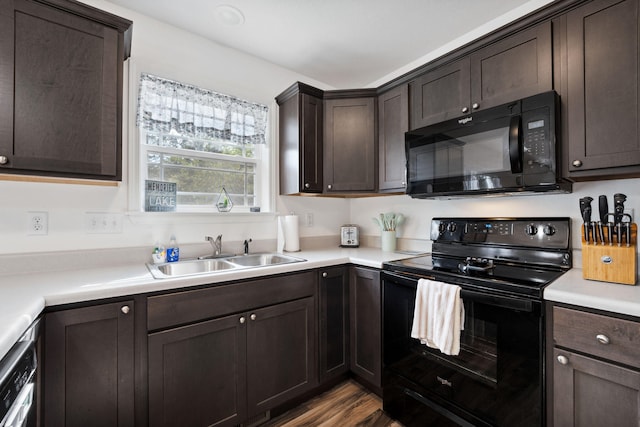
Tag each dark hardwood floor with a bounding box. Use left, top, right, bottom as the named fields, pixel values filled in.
left=262, top=380, right=403, bottom=427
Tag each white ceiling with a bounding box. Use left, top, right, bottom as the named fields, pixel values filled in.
left=106, top=0, right=550, bottom=88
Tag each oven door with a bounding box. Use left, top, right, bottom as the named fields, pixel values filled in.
left=382, top=271, right=543, bottom=427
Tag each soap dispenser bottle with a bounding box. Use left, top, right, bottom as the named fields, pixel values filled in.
left=166, top=235, right=180, bottom=262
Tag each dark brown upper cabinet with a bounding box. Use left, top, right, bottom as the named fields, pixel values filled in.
left=0, top=0, right=131, bottom=181
left=563, top=0, right=640, bottom=180
left=409, top=58, right=471, bottom=129
left=410, top=22, right=552, bottom=129
left=277, top=82, right=324, bottom=194
left=378, top=85, right=409, bottom=192
left=324, top=90, right=377, bottom=193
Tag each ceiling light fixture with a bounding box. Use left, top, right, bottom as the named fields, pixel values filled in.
left=214, top=4, right=245, bottom=26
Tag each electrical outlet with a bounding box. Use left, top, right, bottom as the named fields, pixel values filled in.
left=27, top=211, right=48, bottom=235
left=85, top=212, right=123, bottom=234
left=305, top=212, right=314, bottom=227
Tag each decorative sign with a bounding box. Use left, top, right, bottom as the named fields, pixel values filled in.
left=145, top=180, right=177, bottom=212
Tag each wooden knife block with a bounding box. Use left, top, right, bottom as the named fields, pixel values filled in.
left=582, top=223, right=637, bottom=285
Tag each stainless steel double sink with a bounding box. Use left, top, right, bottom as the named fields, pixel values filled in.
left=147, top=253, right=306, bottom=279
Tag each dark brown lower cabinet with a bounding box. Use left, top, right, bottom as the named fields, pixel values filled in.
left=318, top=266, right=349, bottom=382
left=148, top=297, right=316, bottom=427
left=349, top=266, right=382, bottom=392
left=148, top=314, right=246, bottom=427
left=44, top=301, right=135, bottom=427
left=553, top=348, right=640, bottom=427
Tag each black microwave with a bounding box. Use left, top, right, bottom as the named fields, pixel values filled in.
left=405, top=91, right=571, bottom=198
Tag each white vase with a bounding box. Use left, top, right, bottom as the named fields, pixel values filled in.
left=381, top=230, right=396, bottom=252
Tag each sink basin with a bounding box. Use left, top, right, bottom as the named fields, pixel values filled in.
left=148, top=258, right=236, bottom=279
left=225, top=253, right=305, bottom=267
left=147, top=253, right=306, bottom=279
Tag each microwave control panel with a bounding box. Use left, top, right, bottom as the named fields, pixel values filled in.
left=522, top=107, right=553, bottom=172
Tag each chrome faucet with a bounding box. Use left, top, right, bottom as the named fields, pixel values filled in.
left=206, top=234, right=222, bottom=257
left=243, top=238, right=252, bottom=255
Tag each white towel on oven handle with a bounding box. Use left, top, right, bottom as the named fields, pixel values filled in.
left=410, top=278, right=465, bottom=356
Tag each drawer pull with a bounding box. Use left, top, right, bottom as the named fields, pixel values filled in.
left=557, top=355, right=569, bottom=365
left=596, top=334, right=610, bottom=345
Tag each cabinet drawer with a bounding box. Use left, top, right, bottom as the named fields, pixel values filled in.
left=553, top=306, right=640, bottom=369
left=148, top=271, right=316, bottom=331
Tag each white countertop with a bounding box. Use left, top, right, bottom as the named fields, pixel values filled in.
left=0, top=247, right=411, bottom=362
left=3, top=246, right=638, bottom=363
left=545, top=268, right=640, bottom=317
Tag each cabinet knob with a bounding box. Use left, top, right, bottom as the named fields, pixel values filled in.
left=461, top=107, right=469, bottom=114
left=304, top=183, right=310, bottom=189
left=327, top=184, right=332, bottom=190
left=250, top=313, right=257, bottom=321
left=472, top=103, right=480, bottom=110
left=239, top=316, right=246, bottom=324
left=121, top=305, right=130, bottom=314
left=557, top=355, right=569, bottom=365
left=322, top=272, right=328, bottom=278
left=596, top=334, right=610, bottom=345
left=0, top=155, right=8, bottom=165
left=572, top=160, right=583, bottom=167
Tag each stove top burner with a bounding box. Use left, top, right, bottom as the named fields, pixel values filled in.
left=383, top=217, right=572, bottom=299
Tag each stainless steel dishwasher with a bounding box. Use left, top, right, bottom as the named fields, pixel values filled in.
left=0, top=319, right=40, bottom=427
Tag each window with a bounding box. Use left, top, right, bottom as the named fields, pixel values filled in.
left=136, top=73, right=269, bottom=212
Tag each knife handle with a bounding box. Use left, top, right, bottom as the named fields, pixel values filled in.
left=598, top=195, right=609, bottom=223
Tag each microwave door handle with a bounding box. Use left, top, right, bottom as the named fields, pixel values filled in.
left=508, top=115, right=523, bottom=173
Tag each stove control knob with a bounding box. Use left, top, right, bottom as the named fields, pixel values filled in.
left=543, top=225, right=556, bottom=236
left=447, top=222, right=457, bottom=232
left=438, top=222, right=447, bottom=233
left=525, top=224, right=538, bottom=236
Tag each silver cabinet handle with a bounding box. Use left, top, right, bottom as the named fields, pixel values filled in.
left=0, top=156, right=7, bottom=165
left=121, top=305, right=130, bottom=314
left=596, top=334, right=610, bottom=345
left=572, top=160, right=583, bottom=167
left=250, top=313, right=257, bottom=321
left=239, top=316, right=246, bottom=324
left=472, top=103, right=480, bottom=110
left=304, top=183, right=310, bottom=189
left=322, top=272, right=328, bottom=278
left=461, top=107, right=469, bottom=114
left=557, top=355, right=569, bottom=365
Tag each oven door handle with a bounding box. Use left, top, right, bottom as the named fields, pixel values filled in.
left=382, top=271, right=535, bottom=313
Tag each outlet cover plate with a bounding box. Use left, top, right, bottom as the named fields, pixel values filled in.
left=27, top=211, right=48, bottom=235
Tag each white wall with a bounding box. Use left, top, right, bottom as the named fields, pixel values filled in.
left=0, top=0, right=345, bottom=256
left=351, top=179, right=640, bottom=256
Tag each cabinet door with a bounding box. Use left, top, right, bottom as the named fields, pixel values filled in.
left=247, top=297, right=317, bottom=416
left=44, top=301, right=134, bottom=427
left=553, top=348, right=640, bottom=427
left=278, top=91, right=323, bottom=194
left=379, top=85, right=409, bottom=191
left=319, top=266, right=349, bottom=382
left=148, top=314, right=246, bottom=427
left=324, top=97, right=376, bottom=192
left=470, top=21, right=552, bottom=111
left=566, top=0, right=640, bottom=177
left=349, top=267, right=382, bottom=391
left=300, top=93, right=324, bottom=192
left=409, top=58, right=470, bottom=129
left=0, top=0, right=122, bottom=180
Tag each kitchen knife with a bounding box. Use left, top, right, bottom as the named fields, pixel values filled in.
left=579, top=197, right=593, bottom=244
left=598, top=195, right=608, bottom=244
left=614, top=193, right=626, bottom=246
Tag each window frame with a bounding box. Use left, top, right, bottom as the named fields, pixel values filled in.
left=127, top=63, right=275, bottom=216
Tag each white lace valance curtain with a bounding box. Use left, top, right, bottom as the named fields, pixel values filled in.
left=136, top=73, right=268, bottom=144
